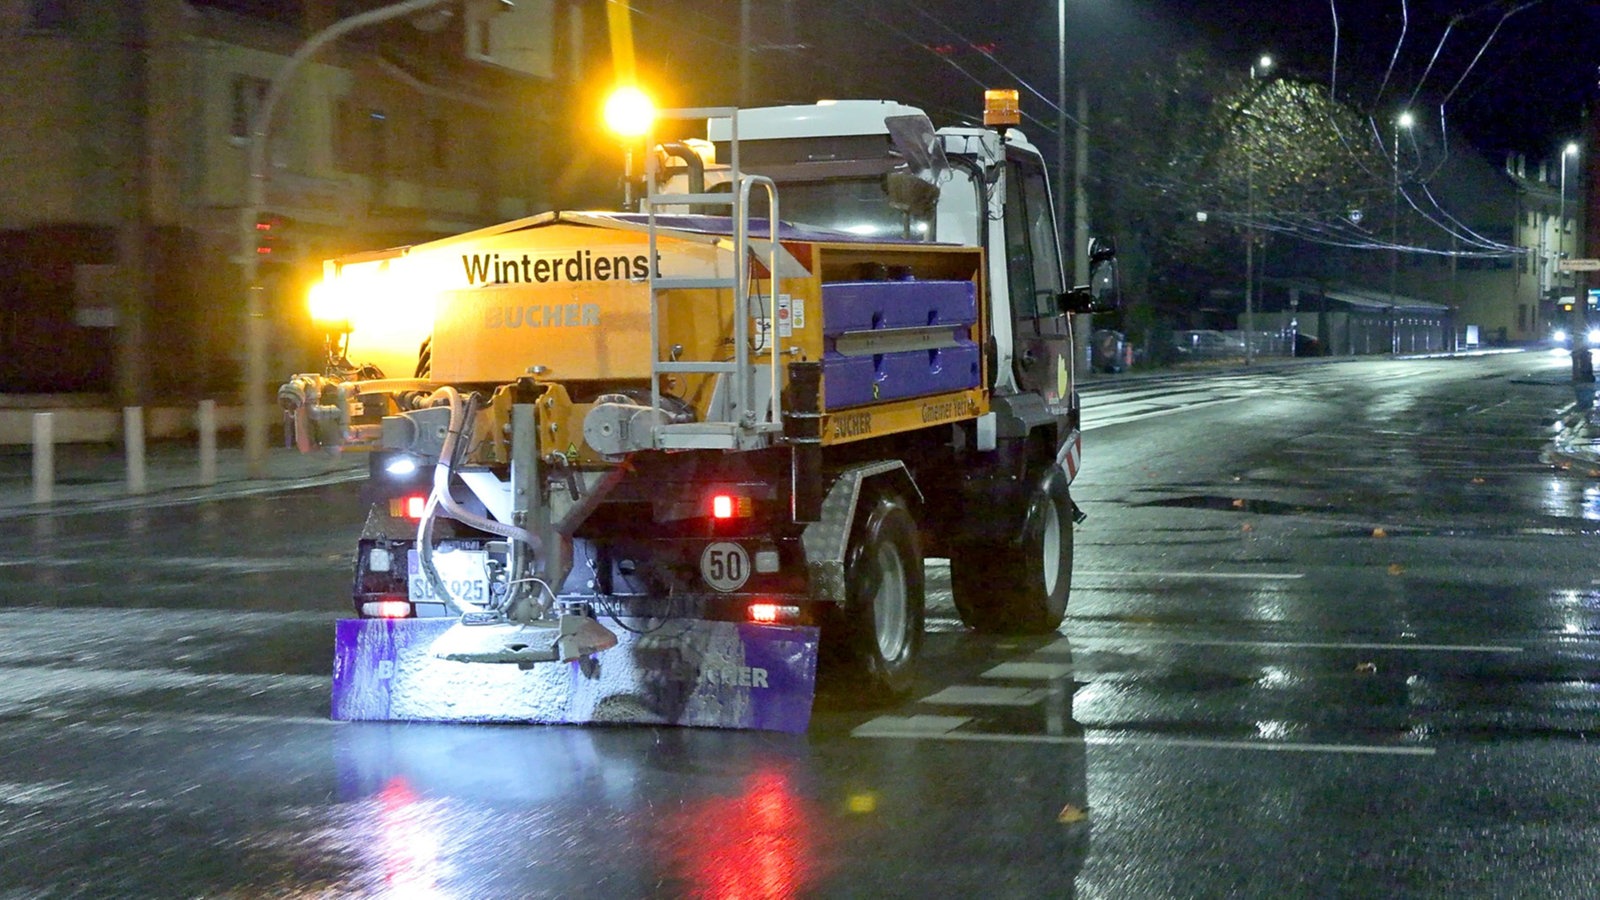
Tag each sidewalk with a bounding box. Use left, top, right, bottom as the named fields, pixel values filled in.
left=1548, top=411, right=1600, bottom=475
left=0, top=439, right=366, bottom=519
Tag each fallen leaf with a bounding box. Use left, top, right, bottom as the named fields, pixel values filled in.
left=1372, top=527, right=1387, bottom=538
left=1388, top=563, right=1405, bottom=576
left=1058, top=803, right=1090, bottom=824
left=1355, top=662, right=1377, bottom=674
left=1241, top=522, right=1254, bottom=532
left=1231, top=498, right=1246, bottom=508
left=1470, top=477, right=1486, bottom=485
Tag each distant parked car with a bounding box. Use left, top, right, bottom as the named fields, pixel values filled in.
left=1173, top=330, right=1244, bottom=359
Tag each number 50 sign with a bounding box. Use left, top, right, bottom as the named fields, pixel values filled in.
left=700, top=542, right=751, bottom=592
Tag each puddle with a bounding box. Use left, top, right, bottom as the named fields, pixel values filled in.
left=1138, top=495, right=1340, bottom=517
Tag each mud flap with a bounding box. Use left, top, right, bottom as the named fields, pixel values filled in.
left=331, top=618, right=820, bottom=733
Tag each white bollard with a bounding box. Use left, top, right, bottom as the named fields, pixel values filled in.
left=31, top=412, right=53, bottom=505
left=197, top=399, right=218, bottom=486
left=124, top=406, right=147, bottom=495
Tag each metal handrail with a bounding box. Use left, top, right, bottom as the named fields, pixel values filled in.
left=738, top=174, right=782, bottom=427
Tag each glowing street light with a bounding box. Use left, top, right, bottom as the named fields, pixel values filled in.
left=1243, top=53, right=1273, bottom=365
left=604, top=85, right=655, bottom=210
left=1389, top=110, right=1415, bottom=339
left=603, top=85, right=655, bottom=138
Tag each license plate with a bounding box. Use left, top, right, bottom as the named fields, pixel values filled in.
left=408, top=548, right=490, bottom=606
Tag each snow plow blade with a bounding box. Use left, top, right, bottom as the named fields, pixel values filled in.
left=331, top=618, right=820, bottom=733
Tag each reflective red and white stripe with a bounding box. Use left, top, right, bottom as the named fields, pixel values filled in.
left=1056, top=428, right=1083, bottom=482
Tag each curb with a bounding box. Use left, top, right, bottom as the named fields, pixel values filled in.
left=0, top=456, right=367, bottom=521
left=1546, top=408, right=1600, bottom=476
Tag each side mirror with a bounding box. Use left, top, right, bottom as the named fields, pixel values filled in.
left=1057, top=238, right=1120, bottom=315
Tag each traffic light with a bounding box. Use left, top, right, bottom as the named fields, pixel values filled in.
left=255, top=214, right=283, bottom=258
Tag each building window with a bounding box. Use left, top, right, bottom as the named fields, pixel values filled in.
left=1518, top=305, right=1529, bottom=332
left=231, top=75, right=270, bottom=139
left=368, top=110, right=388, bottom=175
left=475, top=19, right=492, bottom=58
left=428, top=118, right=449, bottom=170
left=26, top=0, right=76, bottom=32
left=336, top=100, right=359, bottom=170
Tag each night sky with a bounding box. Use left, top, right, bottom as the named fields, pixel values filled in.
left=683, top=0, right=1597, bottom=161
left=1164, top=0, right=1599, bottom=157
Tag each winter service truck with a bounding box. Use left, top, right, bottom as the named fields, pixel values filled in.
left=278, top=92, right=1118, bottom=732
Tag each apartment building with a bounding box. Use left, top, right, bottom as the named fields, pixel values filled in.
left=0, top=0, right=593, bottom=399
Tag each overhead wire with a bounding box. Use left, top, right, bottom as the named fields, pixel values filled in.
left=882, top=0, right=1085, bottom=130
left=1243, top=0, right=1553, bottom=260
left=856, top=6, right=1057, bottom=132
left=1370, top=0, right=1409, bottom=109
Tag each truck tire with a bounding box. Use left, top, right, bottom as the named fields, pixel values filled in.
left=834, top=492, right=925, bottom=698
left=951, top=468, right=1073, bottom=634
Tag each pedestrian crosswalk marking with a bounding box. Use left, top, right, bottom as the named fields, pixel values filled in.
left=919, top=685, right=1047, bottom=706
left=852, top=715, right=971, bottom=737
left=981, top=661, right=1075, bottom=680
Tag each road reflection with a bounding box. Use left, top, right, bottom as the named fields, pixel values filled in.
left=325, top=723, right=827, bottom=897
left=657, top=768, right=820, bottom=899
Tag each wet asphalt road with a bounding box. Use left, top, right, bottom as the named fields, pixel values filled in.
left=3, top=351, right=1600, bottom=897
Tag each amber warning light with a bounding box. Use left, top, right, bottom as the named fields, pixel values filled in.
left=983, top=89, right=1020, bottom=127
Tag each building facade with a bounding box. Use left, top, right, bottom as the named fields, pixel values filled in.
left=0, top=0, right=596, bottom=400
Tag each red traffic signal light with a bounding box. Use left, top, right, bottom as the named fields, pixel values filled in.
left=255, top=215, right=283, bottom=256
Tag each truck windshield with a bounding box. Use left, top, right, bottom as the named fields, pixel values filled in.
left=745, top=177, right=933, bottom=241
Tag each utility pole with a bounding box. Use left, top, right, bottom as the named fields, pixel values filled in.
left=1245, top=150, right=1254, bottom=365
left=1059, top=2, right=1092, bottom=383
left=740, top=0, right=751, bottom=106
left=1243, top=56, right=1272, bottom=365
left=1574, top=98, right=1597, bottom=411
left=105, top=2, right=150, bottom=409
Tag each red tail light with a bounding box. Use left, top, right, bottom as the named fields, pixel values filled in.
left=747, top=602, right=801, bottom=624
left=389, top=495, right=427, bottom=519
left=711, top=494, right=752, bottom=519
left=361, top=598, right=413, bottom=618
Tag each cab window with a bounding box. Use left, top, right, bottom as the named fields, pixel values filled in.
left=1002, top=152, right=1066, bottom=320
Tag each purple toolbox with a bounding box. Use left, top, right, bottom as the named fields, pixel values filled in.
left=821, top=279, right=977, bottom=330
left=820, top=279, right=981, bottom=409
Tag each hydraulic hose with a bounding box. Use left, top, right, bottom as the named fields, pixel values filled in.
left=413, top=386, right=544, bottom=616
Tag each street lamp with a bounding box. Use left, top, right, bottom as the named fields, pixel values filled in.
left=237, top=0, right=458, bottom=476
left=604, top=85, right=655, bottom=210
left=1389, top=110, right=1414, bottom=350
left=1243, top=54, right=1271, bottom=366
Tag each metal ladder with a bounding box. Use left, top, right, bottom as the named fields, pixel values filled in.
left=642, top=107, right=783, bottom=452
